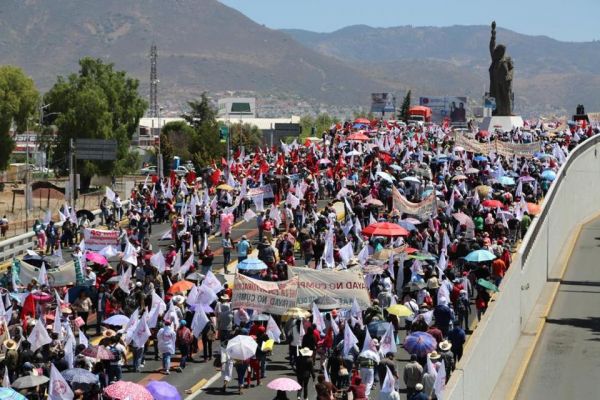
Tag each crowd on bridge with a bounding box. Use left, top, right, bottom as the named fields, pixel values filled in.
left=0, top=116, right=596, bottom=400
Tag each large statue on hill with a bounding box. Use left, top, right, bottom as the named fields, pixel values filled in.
left=489, top=21, right=514, bottom=116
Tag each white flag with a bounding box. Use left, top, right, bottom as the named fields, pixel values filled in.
left=122, top=241, right=138, bottom=266
left=380, top=366, right=396, bottom=393
left=179, top=254, right=195, bottom=278
left=197, top=284, right=218, bottom=305
left=78, top=330, right=89, bottom=348
left=266, top=315, right=282, bottom=343
left=118, top=265, right=132, bottom=294
left=69, top=208, right=78, bottom=224
left=434, top=360, right=446, bottom=399
left=53, top=305, right=63, bottom=341
left=243, top=208, right=257, bottom=222
left=124, top=308, right=139, bottom=344
left=98, top=245, right=118, bottom=259
left=105, top=186, right=116, bottom=202
left=186, top=285, right=199, bottom=305
left=351, top=298, right=364, bottom=327
left=27, top=319, right=52, bottom=352
left=150, top=250, right=166, bottom=273
left=160, top=230, right=172, bottom=240
left=43, top=209, right=52, bottom=225
left=131, top=311, right=151, bottom=348
left=379, top=321, right=397, bottom=356
left=203, top=271, right=224, bottom=294
left=361, top=325, right=373, bottom=353
left=58, top=210, right=67, bottom=223
left=252, top=194, right=264, bottom=212
left=49, top=363, right=74, bottom=400
left=343, top=322, right=359, bottom=357
left=2, top=367, right=9, bottom=388
left=64, top=331, right=75, bottom=369
left=312, top=302, right=326, bottom=333
left=191, top=307, right=209, bottom=338
left=338, top=242, right=354, bottom=268
left=357, top=245, right=369, bottom=266
left=38, top=262, right=49, bottom=286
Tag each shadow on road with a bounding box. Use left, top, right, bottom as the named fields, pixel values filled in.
left=545, top=316, right=600, bottom=336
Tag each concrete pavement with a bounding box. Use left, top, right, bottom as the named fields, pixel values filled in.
left=516, top=217, right=600, bottom=399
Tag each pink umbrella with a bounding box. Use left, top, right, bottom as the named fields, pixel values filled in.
left=318, top=158, right=332, bottom=165
left=104, top=381, right=153, bottom=400
left=267, top=377, right=302, bottom=391
left=86, top=251, right=108, bottom=266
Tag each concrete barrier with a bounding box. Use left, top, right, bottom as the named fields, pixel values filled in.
left=446, top=135, right=600, bottom=400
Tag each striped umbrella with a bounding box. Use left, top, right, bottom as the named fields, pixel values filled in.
left=0, top=388, right=27, bottom=400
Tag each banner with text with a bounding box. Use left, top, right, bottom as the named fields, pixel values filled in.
left=293, top=267, right=371, bottom=309
left=392, top=187, right=437, bottom=220
left=246, top=184, right=274, bottom=199
left=231, top=273, right=298, bottom=315
left=83, top=228, right=119, bottom=251
left=495, top=140, right=541, bottom=159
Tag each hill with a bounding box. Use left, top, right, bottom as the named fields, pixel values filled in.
left=282, top=25, right=600, bottom=115
left=0, top=0, right=388, bottom=110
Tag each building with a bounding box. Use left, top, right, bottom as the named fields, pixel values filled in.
left=217, top=97, right=256, bottom=119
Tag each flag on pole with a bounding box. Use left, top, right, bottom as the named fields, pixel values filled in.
left=38, top=262, right=49, bottom=286
left=105, top=186, right=116, bottom=202
left=49, top=363, right=74, bottom=400
left=191, top=307, right=209, bottom=338
left=118, top=265, right=132, bottom=294
left=266, top=315, right=282, bottom=343
left=312, top=302, right=326, bottom=333
left=150, top=250, right=166, bottom=273
left=2, top=367, right=9, bottom=388
left=343, top=321, right=359, bottom=357
left=433, top=360, right=446, bottom=399
left=28, top=318, right=52, bottom=352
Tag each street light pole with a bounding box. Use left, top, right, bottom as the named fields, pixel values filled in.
left=157, top=105, right=163, bottom=179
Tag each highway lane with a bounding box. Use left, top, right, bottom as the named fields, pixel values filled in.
left=516, top=217, right=600, bottom=399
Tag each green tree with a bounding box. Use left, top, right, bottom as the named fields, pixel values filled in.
left=44, top=58, right=147, bottom=188
left=314, top=113, right=339, bottom=137
left=160, top=120, right=195, bottom=172
left=299, top=115, right=315, bottom=139
left=229, top=122, right=263, bottom=149
left=400, top=90, right=412, bottom=122
left=0, top=66, right=39, bottom=170
left=181, top=93, right=225, bottom=167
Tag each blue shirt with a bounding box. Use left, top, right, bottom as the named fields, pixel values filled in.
left=237, top=239, right=250, bottom=256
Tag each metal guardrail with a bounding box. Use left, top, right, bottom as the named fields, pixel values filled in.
left=0, top=201, right=130, bottom=264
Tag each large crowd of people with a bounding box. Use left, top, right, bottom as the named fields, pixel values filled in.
left=0, top=117, right=596, bottom=400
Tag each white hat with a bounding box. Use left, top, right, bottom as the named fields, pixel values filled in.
left=299, top=347, right=313, bottom=357
left=439, top=340, right=452, bottom=351
left=416, top=383, right=424, bottom=391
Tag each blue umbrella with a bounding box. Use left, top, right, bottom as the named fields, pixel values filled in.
left=403, top=331, right=437, bottom=357
left=0, top=388, right=27, bottom=400
left=541, top=170, right=557, bottom=181
left=237, top=257, right=268, bottom=271
left=146, top=381, right=182, bottom=400
left=474, top=155, right=488, bottom=162
left=464, top=249, right=496, bottom=263
left=498, top=176, right=515, bottom=186
left=398, top=220, right=417, bottom=231
left=367, top=321, right=390, bottom=338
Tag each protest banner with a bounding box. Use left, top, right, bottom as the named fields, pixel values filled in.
left=246, top=184, right=274, bottom=199
left=292, top=267, right=371, bottom=309
left=495, top=140, right=541, bottom=159
left=83, top=228, right=119, bottom=251
left=231, top=273, right=298, bottom=315
left=453, top=133, right=493, bottom=154
left=392, top=187, right=437, bottom=220
left=18, top=260, right=77, bottom=287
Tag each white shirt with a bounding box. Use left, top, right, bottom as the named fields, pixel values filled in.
left=157, top=325, right=176, bottom=354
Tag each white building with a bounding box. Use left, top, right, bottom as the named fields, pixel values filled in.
left=217, top=97, right=256, bottom=119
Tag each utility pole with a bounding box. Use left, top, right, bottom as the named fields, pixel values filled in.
left=69, top=138, right=75, bottom=207
left=25, top=132, right=30, bottom=224
left=157, top=105, right=163, bottom=179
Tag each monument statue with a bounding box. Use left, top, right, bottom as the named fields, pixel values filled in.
left=489, top=21, right=514, bottom=116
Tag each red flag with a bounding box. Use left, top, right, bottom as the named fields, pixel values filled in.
left=221, top=157, right=228, bottom=167
left=210, top=169, right=222, bottom=185
left=21, top=294, right=36, bottom=327
left=379, top=151, right=392, bottom=165
left=260, top=159, right=270, bottom=174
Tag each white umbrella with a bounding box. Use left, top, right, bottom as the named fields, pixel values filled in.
left=401, top=176, right=421, bottom=184
left=376, top=171, right=396, bottom=182
left=103, top=314, right=130, bottom=326
left=226, top=335, right=258, bottom=360
left=345, top=150, right=362, bottom=156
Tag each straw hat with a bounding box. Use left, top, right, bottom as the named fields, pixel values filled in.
left=429, top=351, right=441, bottom=360
left=3, top=339, right=17, bottom=350
left=439, top=340, right=452, bottom=351
left=299, top=347, right=313, bottom=357
left=102, top=329, right=117, bottom=338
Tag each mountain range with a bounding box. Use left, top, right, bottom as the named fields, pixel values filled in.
left=1, top=0, right=598, bottom=116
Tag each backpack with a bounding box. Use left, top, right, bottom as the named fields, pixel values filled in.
left=108, top=345, right=122, bottom=364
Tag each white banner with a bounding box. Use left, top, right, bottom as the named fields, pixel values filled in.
left=246, top=184, right=274, bottom=199
left=83, top=228, right=119, bottom=251
left=231, top=273, right=299, bottom=315
left=19, top=260, right=77, bottom=288
left=293, top=267, right=371, bottom=309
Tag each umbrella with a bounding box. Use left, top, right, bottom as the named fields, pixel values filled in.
left=238, top=258, right=268, bottom=271
left=106, top=276, right=120, bottom=284
left=104, top=381, right=153, bottom=400
left=62, top=368, right=99, bottom=391
left=251, top=314, right=270, bottom=322
left=386, top=304, right=412, bottom=317
left=407, top=281, right=427, bottom=291
left=267, top=377, right=302, bottom=392
left=464, top=249, right=496, bottom=263
left=0, top=388, right=26, bottom=400
left=216, top=184, right=234, bottom=191
left=76, top=209, right=95, bottom=222
left=371, top=247, right=406, bottom=261
left=362, top=264, right=387, bottom=275
left=408, top=253, right=436, bottom=261
left=318, top=158, right=332, bottom=165
left=403, top=331, right=437, bottom=357
left=398, top=220, right=417, bottom=232
left=451, top=174, right=468, bottom=181
left=345, top=150, right=362, bottom=156
left=146, top=381, right=181, bottom=400
left=452, top=212, right=474, bottom=228
left=30, top=292, right=52, bottom=302
left=281, top=307, right=311, bottom=322
left=11, top=375, right=49, bottom=389
left=527, top=202, right=541, bottom=215
left=475, top=185, right=492, bottom=198
left=346, top=133, right=370, bottom=141
left=519, top=175, right=536, bottom=182
left=354, top=118, right=370, bottom=125
left=80, top=345, right=115, bottom=360
left=453, top=145, right=465, bottom=152
left=465, top=167, right=479, bottom=174
left=473, top=155, right=488, bottom=162
left=367, top=321, right=391, bottom=337
left=314, top=295, right=341, bottom=311
left=389, top=164, right=403, bottom=171
left=541, top=170, right=557, bottom=181
left=364, top=198, right=384, bottom=207
left=401, top=176, right=421, bottom=183
left=226, top=335, right=258, bottom=360
left=85, top=251, right=108, bottom=266
left=362, top=222, right=409, bottom=237
left=167, top=280, right=195, bottom=294
left=103, top=314, right=130, bottom=326
left=481, top=199, right=504, bottom=209
left=403, top=217, right=421, bottom=225
left=498, top=176, right=516, bottom=186
left=376, top=171, right=395, bottom=182
left=477, top=278, right=499, bottom=292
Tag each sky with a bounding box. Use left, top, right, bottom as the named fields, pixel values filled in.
left=219, top=0, right=599, bottom=42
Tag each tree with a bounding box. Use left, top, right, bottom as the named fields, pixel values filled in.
left=229, top=122, right=263, bottom=149
left=180, top=93, right=225, bottom=167
left=400, top=90, right=412, bottom=122
left=160, top=121, right=195, bottom=172
left=0, top=66, right=39, bottom=170
left=299, top=115, right=315, bottom=139
left=44, top=58, right=147, bottom=189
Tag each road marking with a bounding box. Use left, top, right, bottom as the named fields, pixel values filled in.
left=185, top=371, right=221, bottom=400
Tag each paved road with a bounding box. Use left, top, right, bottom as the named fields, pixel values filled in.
left=516, top=217, right=600, bottom=399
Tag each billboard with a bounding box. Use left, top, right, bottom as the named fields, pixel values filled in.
left=370, top=93, right=396, bottom=114
left=419, top=96, right=468, bottom=123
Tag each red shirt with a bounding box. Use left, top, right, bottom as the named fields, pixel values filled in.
left=350, top=383, right=367, bottom=399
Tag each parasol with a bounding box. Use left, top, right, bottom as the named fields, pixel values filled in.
left=403, top=331, right=437, bottom=357
left=362, top=222, right=409, bottom=237
left=167, top=280, right=195, bottom=294
left=216, top=184, right=234, bottom=191
left=477, top=278, right=499, bottom=292
left=267, top=377, right=302, bottom=391
left=104, top=381, right=153, bottom=400
left=85, top=252, right=108, bottom=266
left=251, top=314, right=270, bottom=322
left=481, top=199, right=504, bottom=209
left=146, top=381, right=181, bottom=400
left=103, top=314, right=130, bottom=326
left=464, top=249, right=496, bottom=263
left=281, top=307, right=311, bottom=322
left=346, top=133, right=370, bottom=142
left=226, top=335, right=258, bottom=360
left=0, top=388, right=27, bottom=400
left=11, top=375, right=49, bottom=389
left=237, top=258, right=267, bottom=271
left=541, top=170, right=557, bottom=181
left=367, top=321, right=391, bottom=337
left=314, top=295, right=341, bottom=311
left=76, top=209, right=95, bottom=222
left=386, top=304, right=412, bottom=317
left=80, top=345, right=115, bottom=360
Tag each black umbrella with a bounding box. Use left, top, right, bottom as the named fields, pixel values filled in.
left=61, top=368, right=99, bottom=391
left=76, top=209, right=95, bottom=222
